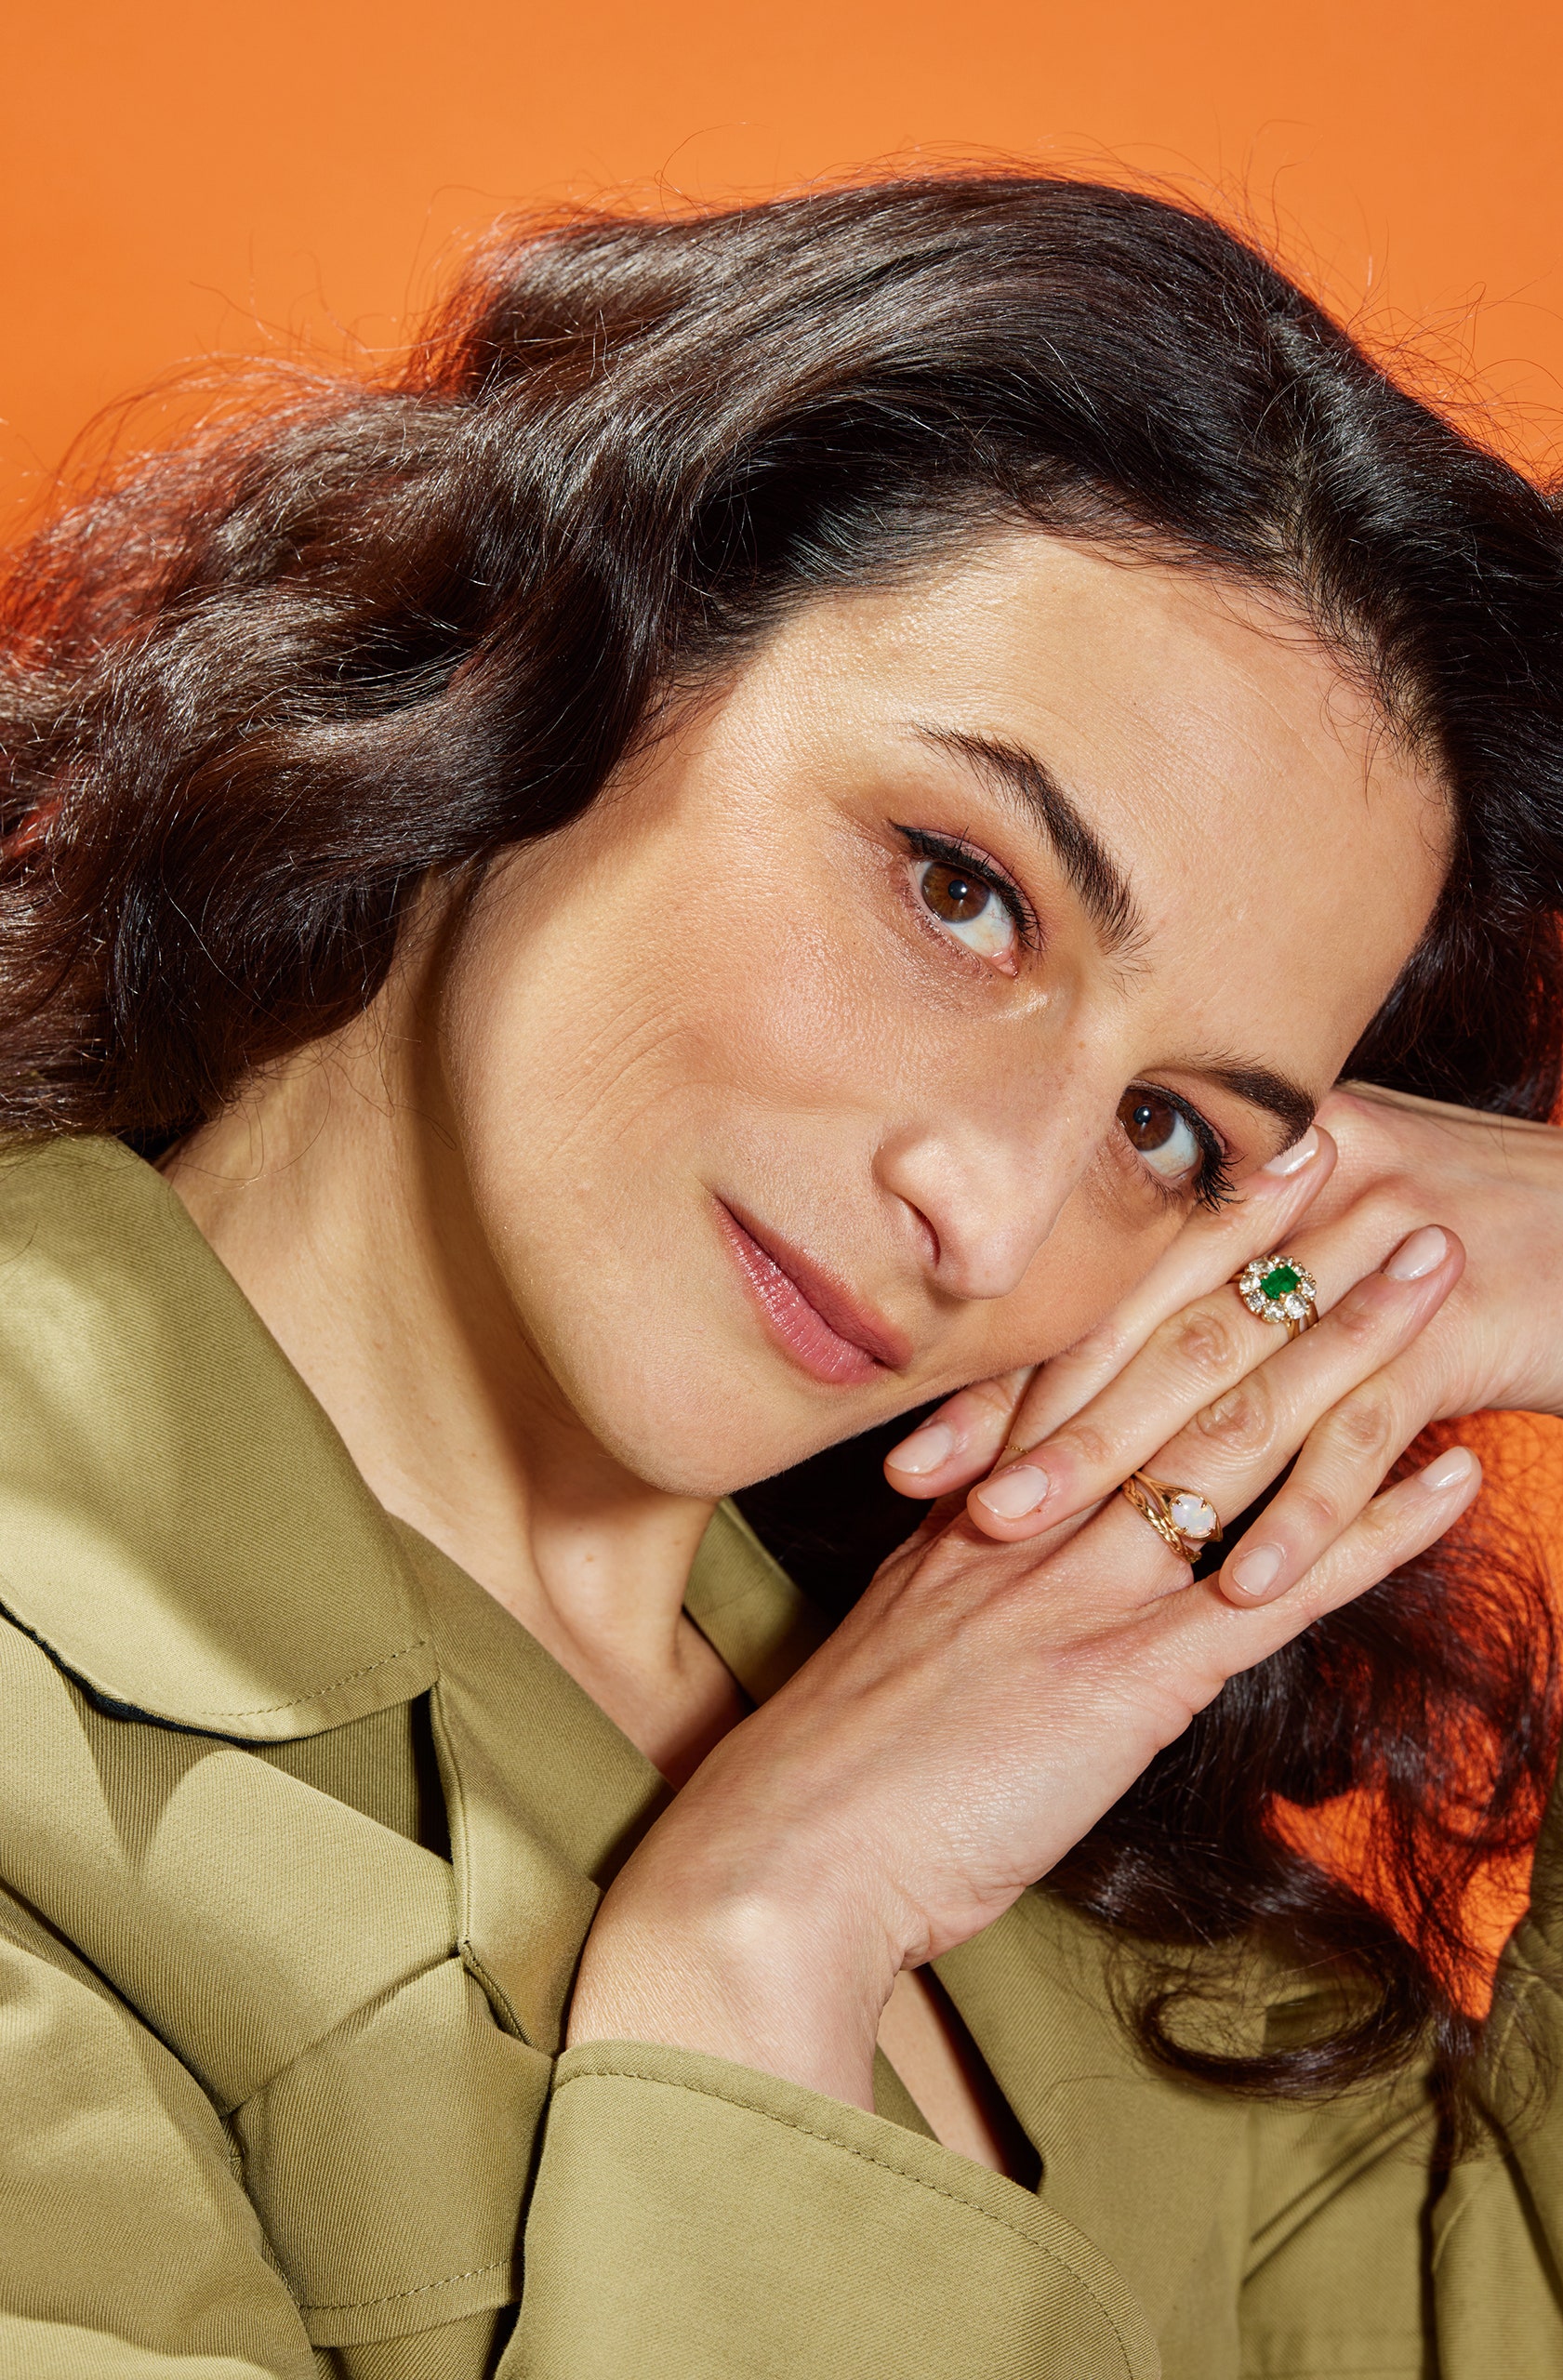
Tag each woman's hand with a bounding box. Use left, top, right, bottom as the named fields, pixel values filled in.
left=568, top=1210, right=1476, bottom=2111
left=885, top=1083, right=1563, bottom=1606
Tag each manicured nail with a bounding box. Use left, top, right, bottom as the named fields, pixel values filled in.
left=1421, top=1445, right=1477, bottom=1492
left=887, top=1421, right=957, bottom=1475
left=1226, top=1542, right=1285, bottom=1599
left=1384, top=1225, right=1448, bottom=1282
left=973, top=1463, right=1051, bottom=1520
left=1260, top=1126, right=1321, bottom=1178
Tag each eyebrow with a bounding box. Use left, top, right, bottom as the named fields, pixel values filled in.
left=917, top=725, right=1146, bottom=956
left=1186, top=1061, right=1318, bottom=1146
left=915, top=724, right=1318, bottom=1147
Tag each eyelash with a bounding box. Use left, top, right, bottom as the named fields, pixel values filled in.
left=1141, top=1087, right=1238, bottom=1216
left=894, top=825, right=1041, bottom=952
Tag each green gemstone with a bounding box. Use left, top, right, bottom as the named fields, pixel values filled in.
left=1260, top=1263, right=1301, bottom=1302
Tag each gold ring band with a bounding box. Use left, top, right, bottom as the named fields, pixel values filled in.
left=1120, top=1471, right=1224, bottom=1565
left=1234, top=1253, right=1319, bottom=1341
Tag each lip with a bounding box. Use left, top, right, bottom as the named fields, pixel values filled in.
left=714, top=1199, right=911, bottom=1385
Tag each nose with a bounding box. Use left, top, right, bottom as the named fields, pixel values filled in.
left=874, top=1098, right=1098, bottom=1302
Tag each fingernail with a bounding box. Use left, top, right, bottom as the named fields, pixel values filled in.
left=1384, top=1225, right=1448, bottom=1282
left=1421, top=1445, right=1477, bottom=1492
left=973, top=1463, right=1051, bottom=1520
left=887, top=1422, right=957, bottom=1476
left=1226, top=1542, right=1285, bottom=1599
left=1260, top=1126, right=1321, bottom=1178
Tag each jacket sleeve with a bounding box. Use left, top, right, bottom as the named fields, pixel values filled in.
left=0, top=1885, right=318, bottom=2380
left=2, top=1853, right=1162, bottom=2380
left=503, top=2040, right=1159, bottom=2380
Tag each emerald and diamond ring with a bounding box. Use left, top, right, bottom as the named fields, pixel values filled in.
left=1235, top=1253, right=1318, bottom=1339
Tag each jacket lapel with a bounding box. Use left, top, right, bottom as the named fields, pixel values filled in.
left=396, top=1521, right=668, bottom=2051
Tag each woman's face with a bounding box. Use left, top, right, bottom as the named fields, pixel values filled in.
left=437, top=532, right=1449, bottom=1495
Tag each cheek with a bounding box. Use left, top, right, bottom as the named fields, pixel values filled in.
left=937, top=1184, right=1187, bottom=1387
left=439, top=841, right=886, bottom=1262
left=603, top=857, right=923, bottom=1133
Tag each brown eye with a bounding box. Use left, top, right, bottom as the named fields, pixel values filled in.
left=909, top=852, right=1020, bottom=968
left=1118, top=1087, right=1201, bottom=1182
left=1119, top=1089, right=1175, bottom=1152
left=920, top=862, right=992, bottom=924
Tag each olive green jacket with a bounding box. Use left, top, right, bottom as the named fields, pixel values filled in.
left=2, top=1137, right=1561, bottom=2379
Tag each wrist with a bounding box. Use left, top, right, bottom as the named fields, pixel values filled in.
left=567, top=1860, right=898, bottom=2109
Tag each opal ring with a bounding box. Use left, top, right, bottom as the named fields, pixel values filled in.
left=1234, top=1253, right=1319, bottom=1341
left=1120, top=1471, right=1224, bottom=1565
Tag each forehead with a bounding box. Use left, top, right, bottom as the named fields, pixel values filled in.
left=758, top=531, right=1451, bottom=1082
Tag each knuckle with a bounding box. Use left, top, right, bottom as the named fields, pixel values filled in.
left=1351, top=1488, right=1402, bottom=1551
left=1287, top=1480, right=1344, bottom=1540
left=1158, top=1302, right=1243, bottom=1385
left=1190, top=1375, right=1274, bottom=1458
left=1328, top=1282, right=1390, bottom=1349
left=1054, top=1415, right=1119, bottom=1474
left=1324, top=1386, right=1397, bottom=1464
left=964, top=1375, right=1027, bottom=1427
left=1065, top=1316, right=1132, bottom=1369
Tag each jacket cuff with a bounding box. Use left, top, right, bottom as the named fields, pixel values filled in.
left=506, top=2038, right=1157, bottom=2379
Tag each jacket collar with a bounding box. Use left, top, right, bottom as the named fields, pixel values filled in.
left=0, top=1135, right=437, bottom=1739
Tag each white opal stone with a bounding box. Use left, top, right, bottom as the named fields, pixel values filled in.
left=1168, top=1492, right=1217, bottom=1540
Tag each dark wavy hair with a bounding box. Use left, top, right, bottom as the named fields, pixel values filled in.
left=4, top=175, right=1562, bottom=2116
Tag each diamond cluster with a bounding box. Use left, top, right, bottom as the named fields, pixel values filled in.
left=1237, top=1253, right=1318, bottom=1328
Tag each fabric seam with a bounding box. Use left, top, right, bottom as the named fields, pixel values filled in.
left=185, top=1633, right=433, bottom=1718
left=300, top=2257, right=510, bottom=2315
left=0, top=1590, right=430, bottom=1722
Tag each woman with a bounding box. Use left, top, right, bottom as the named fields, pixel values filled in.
left=4, top=174, right=1563, bottom=2377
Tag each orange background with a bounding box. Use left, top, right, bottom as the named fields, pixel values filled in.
left=4, top=0, right=1563, bottom=533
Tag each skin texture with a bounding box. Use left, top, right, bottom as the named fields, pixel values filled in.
left=168, top=529, right=1552, bottom=2169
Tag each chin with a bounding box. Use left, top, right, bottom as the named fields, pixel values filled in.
left=589, top=1391, right=854, bottom=1502
left=563, top=1334, right=902, bottom=1503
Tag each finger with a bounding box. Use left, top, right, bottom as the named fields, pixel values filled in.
left=884, top=1122, right=1333, bottom=1501
left=1091, top=1227, right=1462, bottom=1594
left=883, top=1369, right=1036, bottom=1499
left=967, top=1198, right=1441, bottom=1540
left=1176, top=1443, right=1482, bottom=1680
left=1217, top=1250, right=1464, bottom=1606
left=1048, top=1384, right=1477, bottom=1635
left=1044, top=1446, right=1482, bottom=1753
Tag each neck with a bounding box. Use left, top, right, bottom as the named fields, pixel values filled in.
left=163, top=989, right=735, bottom=1780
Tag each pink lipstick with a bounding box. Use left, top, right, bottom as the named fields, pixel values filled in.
left=714, top=1200, right=909, bottom=1386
